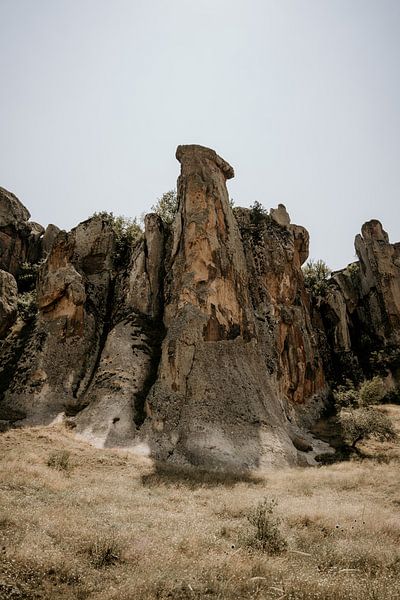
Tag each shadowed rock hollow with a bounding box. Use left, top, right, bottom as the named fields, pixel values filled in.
left=0, top=144, right=399, bottom=470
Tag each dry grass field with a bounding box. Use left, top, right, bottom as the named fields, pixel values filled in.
left=1, top=407, right=400, bottom=600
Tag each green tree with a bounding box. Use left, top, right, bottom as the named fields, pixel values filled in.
left=151, top=190, right=178, bottom=225
left=249, top=200, right=268, bottom=225
left=92, top=212, right=142, bottom=266
left=303, top=259, right=331, bottom=298
left=339, top=407, right=396, bottom=449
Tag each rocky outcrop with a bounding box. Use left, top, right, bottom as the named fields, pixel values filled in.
left=74, top=213, right=165, bottom=447
left=0, top=217, right=115, bottom=424
left=316, top=220, right=400, bottom=384
left=0, top=187, right=45, bottom=276
left=355, top=220, right=400, bottom=344
left=75, top=145, right=317, bottom=468
left=234, top=206, right=325, bottom=406
left=136, top=145, right=307, bottom=469
left=0, top=270, right=18, bottom=338
left=42, top=224, right=61, bottom=257
left=8, top=145, right=400, bottom=469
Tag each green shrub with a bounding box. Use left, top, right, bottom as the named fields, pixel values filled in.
left=359, top=376, right=386, bottom=406
left=383, top=387, right=400, bottom=404
left=241, top=498, right=287, bottom=554
left=370, top=346, right=400, bottom=374
left=346, top=261, right=361, bottom=286
left=249, top=201, right=268, bottom=226
left=47, top=450, right=71, bottom=472
left=151, top=190, right=178, bottom=225
left=303, top=259, right=331, bottom=298
left=92, top=211, right=142, bottom=267
left=333, top=381, right=359, bottom=408
left=17, top=261, right=42, bottom=293
left=17, top=291, right=37, bottom=321
left=333, top=376, right=387, bottom=410
left=339, top=407, right=397, bottom=449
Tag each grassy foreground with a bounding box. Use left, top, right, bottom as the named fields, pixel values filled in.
left=1, top=407, right=400, bottom=600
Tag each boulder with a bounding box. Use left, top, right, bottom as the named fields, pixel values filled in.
left=0, top=187, right=44, bottom=275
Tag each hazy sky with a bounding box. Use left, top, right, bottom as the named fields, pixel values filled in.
left=1, top=0, right=399, bottom=270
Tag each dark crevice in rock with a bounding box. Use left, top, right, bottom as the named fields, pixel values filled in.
left=72, top=276, right=116, bottom=403
left=0, top=318, right=36, bottom=421
left=131, top=221, right=167, bottom=427
left=131, top=313, right=166, bottom=427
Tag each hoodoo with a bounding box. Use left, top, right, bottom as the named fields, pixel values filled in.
left=1, top=145, right=399, bottom=470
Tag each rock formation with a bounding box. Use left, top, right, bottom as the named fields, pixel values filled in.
left=315, top=220, right=400, bottom=385
left=0, top=145, right=399, bottom=470
left=0, top=270, right=18, bottom=339
left=0, top=187, right=42, bottom=276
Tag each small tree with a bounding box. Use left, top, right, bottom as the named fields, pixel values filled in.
left=151, top=190, right=178, bottom=225
left=92, top=212, right=142, bottom=266
left=249, top=201, right=268, bottom=225
left=339, top=407, right=396, bottom=449
left=303, top=259, right=331, bottom=298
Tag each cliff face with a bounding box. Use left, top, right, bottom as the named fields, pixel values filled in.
left=136, top=146, right=321, bottom=469
left=0, top=144, right=399, bottom=469
left=317, top=220, right=400, bottom=385
left=234, top=205, right=325, bottom=406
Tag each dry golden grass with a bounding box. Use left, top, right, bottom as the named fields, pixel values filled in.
left=1, top=407, right=400, bottom=599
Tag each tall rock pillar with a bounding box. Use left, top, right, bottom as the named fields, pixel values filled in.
left=142, top=145, right=298, bottom=470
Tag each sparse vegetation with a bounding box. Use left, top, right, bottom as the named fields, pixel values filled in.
left=241, top=498, right=287, bottom=553
left=151, top=189, right=178, bottom=225
left=334, top=376, right=387, bottom=409
left=370, top=344, right=400, bottom=374
left=92, top=211, right=142, bottom=266
left=303, top=259, right=331, bottom=298
left=346, top=261, right=361, bottom=286
left=249, top=200, right=268, bottom=225
left=1, top=417, right=399, bottom=599
left=85, top=533, right=122, bottom=568
left=47, top=449, right=71, bottom=472
left=16, top=290, right=37, bottom=321
left=333, top=380, right=359, bottom=408
left=17, top=261, right=42, bottom=293
left=334, top=376, right=397, bottom=451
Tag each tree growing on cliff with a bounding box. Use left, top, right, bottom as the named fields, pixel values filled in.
left=303, top=259, right=331, bottom=298
left=92, top=212, right=142, bottom=266
left=249, top=200, right=268, bottom=225
left=151, top=190, right=178, bottom=225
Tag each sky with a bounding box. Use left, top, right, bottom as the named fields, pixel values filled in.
left=1, top=0, right=399, bottom=270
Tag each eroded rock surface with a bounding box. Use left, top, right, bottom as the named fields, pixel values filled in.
left=2, top=145, right=398, bottom=469
left=137, top=145, right=307, bottom=469
left=235, top=207, right=325, bottom=406
left=0, top=187, right=44, bottom=276
left=316, top=220, right=400, bottom=385
left=0, top=270, right=18, bottom=338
